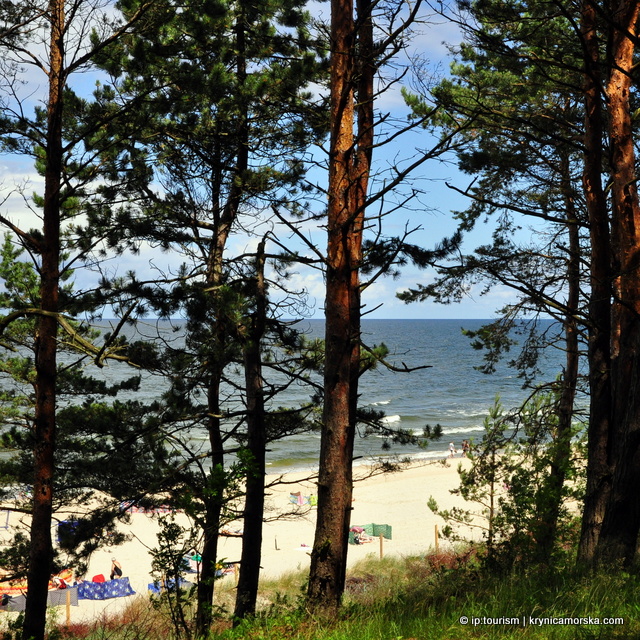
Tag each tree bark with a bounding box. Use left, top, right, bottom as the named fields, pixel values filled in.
left=594, top=0, right=640, bottom=567
left=307, top=0, right=356, bottom=612
left=234, top=240, right=267, bottom=621
left=194, top=12, right=250, bottom=631
left=194, top=380, right=224, bottom=637
left=23, top=2, right=64, bottom=638
left=577, top=0, right=614, bottom=567
left=307, top=0, right=373, bottom=612
left=534, top=152, right=580, bottom=562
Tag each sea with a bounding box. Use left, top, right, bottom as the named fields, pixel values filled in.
left=264, top=318, right=569, bottom=472
left=90, top=318, right=572, bottom=474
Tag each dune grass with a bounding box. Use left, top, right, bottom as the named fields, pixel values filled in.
left=35, top=549, right=640, bottom=640
left=220, top=551, right=640, bottom=640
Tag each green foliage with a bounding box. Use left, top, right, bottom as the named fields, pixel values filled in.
left=0, top=237, right=172, bottom=580
left=93, top=0, right=328, bottom=253
left=149, top=514, right=200, bottom=640
left=399, top=0, right=590, bottom=397
left=57, top=553, right=639, bottom=640
left=0, top=236, right=39, bottom=310
left=0, top=532, right=30, bottom=583
left=0, top=393, right=177, bottom=576
left=429, top=394, right=583, bottom=570
left=462, top=320, right=517, bottom=375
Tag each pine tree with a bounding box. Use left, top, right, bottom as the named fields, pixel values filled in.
left=0, top=235, right=169, bottom=622
left=591, top=0, right=640, bottom=569
left=0, top=2, right=159, bottom=636
left=307, top=0, right=447, bottom=611
left=400, top=0, right=587, bottom=563
left=94, top=0, right=327, bottom=630
left=401, top=0, right=640, bottom=569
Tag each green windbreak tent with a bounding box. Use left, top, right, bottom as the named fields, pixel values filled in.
left=363, top=523, right=392, bottom=539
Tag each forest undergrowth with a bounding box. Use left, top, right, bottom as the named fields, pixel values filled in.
left=14, top=547, right=639, bottom=640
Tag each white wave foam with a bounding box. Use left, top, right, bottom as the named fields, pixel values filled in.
left=442, top=425, right=487, bottom=435
left=445, top=408, right=491, bottom=418
left=381, top=414, right=401, bottom=424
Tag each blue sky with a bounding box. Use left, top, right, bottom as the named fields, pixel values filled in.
left=277, top=7, right=518, bottom=320
left=0, top=5, right=519, bottom=321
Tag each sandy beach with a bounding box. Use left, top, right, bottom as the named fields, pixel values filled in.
left=1, top=456, right=477, bottom=624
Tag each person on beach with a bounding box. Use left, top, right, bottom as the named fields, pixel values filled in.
left=52, top=575, right=68, bottom=589
left=462, top=440, right=470, bottom=457
left=449, top=442, right=456, bottom=458
left=110, top=557, right=123, bottom=580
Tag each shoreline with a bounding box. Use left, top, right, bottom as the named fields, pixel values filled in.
left=1, top=455, right=476, bottom=623
left=265, top=442, right=476, bottom=476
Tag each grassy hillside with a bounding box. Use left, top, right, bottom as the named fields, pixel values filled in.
left=33, top=548, right=640, bottom=640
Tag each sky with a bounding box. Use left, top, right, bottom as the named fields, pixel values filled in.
left=0, top=2, right=522, bottom=321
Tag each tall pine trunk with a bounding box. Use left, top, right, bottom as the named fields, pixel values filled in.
left=194, top=231, right=233, bottom=634
left=307, top=0, right=357, bottom=611
left=194, top=378, right=224, bottom=636
left=23, top=1, right=63, bottom=638
left=595, top=0, right=640, bottom=567
left=307, top=0, right=373, bottom=611
left=195, top=14, right=249, bottom=631
left=577, top=0, right=614, bottom=567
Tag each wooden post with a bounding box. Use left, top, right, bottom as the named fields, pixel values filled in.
left=379, top=533, right=384, bottom=559
left=435, top=524, right=439, bottom=553
left=65, top=588, right=71, bottom=626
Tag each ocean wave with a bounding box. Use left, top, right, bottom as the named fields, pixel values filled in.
left=271, top=449, right=459, bottom=474
left=444, top=408, right=491, bottom=418
left=408, top=424, right=486, bottom=436
left=381, top=415, right=401, bottom=424
left=371, top=400, right=391, bottom=406
left=409, top=450, right=458, bottom=462
left=358, top=448, right=459, bottom=467
left=442, top=425, right=487, bottom=435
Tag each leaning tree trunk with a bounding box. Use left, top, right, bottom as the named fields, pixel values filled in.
left=234, top=240, right=268, bottom=621
left=194, top=376, right=225, bottom=636
left=534, top=152, right=580, bottom=562
left=195, top=14, right=249, bottom=631
left=23, top=2, right=64, bottom=638
left=594, top=0, right=640, bottom=568
left=577, top=0, right=614, bottom=568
